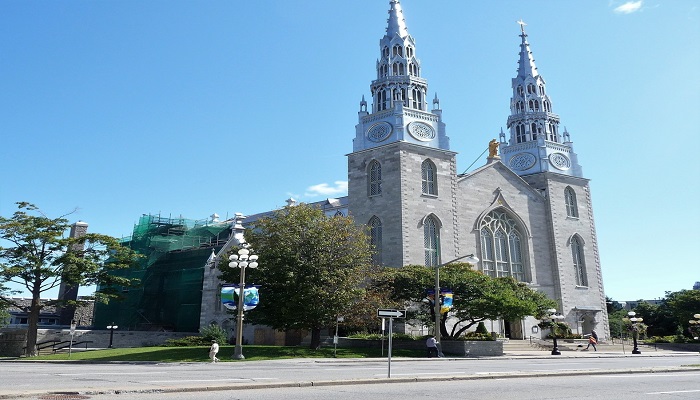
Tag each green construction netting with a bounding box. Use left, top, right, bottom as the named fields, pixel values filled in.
left=94, top=214, right=231, bottom=332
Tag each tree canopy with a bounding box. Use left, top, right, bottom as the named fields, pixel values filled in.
left=607, top=290, right=700, bottom=340
left=0, top=202, right=140, bottom=356
left=219, top=203, right=373, bottom=349
left=376, top=263, right=556, bottom=339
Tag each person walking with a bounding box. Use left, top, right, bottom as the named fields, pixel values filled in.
left=209, top=340, right=220, bottom=362
left=585, top=330, right=597, bottom=351
left=426, top=335, right=440, bottom=358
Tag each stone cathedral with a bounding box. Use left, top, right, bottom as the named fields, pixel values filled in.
left=200, top=0, right=609, bottom=341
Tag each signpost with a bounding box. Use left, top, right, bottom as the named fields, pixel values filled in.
left=333, top=316, right=344, bottom=358
left=376, top=309, right=406, bottom=378
left=68, top=320, right=76, bottom=358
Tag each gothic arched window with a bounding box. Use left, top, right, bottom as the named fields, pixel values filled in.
left=479, top=209, right=528, bottom=281
left=421, top=159, right=437, bottom=195
left=516, top=123, right=526, bottom=143
left=424, top=216, right=440, bottom=267
left=571, top=235, right=587, bottom=286
left=368, top=216, right=383, bottom=265
left=565, top=187, right=579, bottom=218
left=368, top=160, right=382, bottom=196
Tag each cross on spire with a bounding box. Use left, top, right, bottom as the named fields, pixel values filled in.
left=517, top=19, right=527, bottom=34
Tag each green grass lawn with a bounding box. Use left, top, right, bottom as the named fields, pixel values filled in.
left=28, top=345, right=426, bottom=362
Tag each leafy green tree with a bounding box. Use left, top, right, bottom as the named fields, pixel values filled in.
left=662, top=289, right=700, bottom=337
left=0, top=202, right=140, bottom=356
left=631, top=300, right=669, bottom=337
left=605, top=296, right=623, bottom=314
left=377, top=263, right=556, bottom=339
left=0, top=284, right=11, bottom=327
left=221, top=204, right=373, bottom=349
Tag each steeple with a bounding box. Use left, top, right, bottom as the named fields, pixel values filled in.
left=516, top=20, right=539, bottom=79
left=500, top=21, right=583, bottom=178
left=352, top=0, right=449, bottom=152
left=386, top=0, right=409, bottom=39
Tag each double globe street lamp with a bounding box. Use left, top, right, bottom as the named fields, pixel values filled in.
left=688, top=313, right=700, bottom=340
left=544, top=309, right=565, bottom=355
left=229, top=248, right=259, bottom=360
left=628, top=311, right=644, bottom=354
left=107, top=322, right=118, bottom=348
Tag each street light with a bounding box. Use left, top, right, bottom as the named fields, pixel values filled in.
left=628, top=311, right=644, bottom=354
left=543, top=308, right=565, bottom=355
left=229, top=247, right=259, bottom=360
left=688, top=313, right=700, bottom=340
left=433, top=254, right=479, bottom=340
left=106, top=322, right=118, bottom=348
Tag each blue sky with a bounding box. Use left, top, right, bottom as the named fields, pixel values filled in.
left=1, top=1, right=698, bottom=302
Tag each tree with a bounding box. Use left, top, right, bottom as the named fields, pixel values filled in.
left=0, top=202, right=140, bottom=356
left=222, top=204, right=373, bottom=349
left=662, top=290, right=700, bottom=338
left=378, top=263, right=556, bottom=339
left=0, top=284, right=10, bottom=327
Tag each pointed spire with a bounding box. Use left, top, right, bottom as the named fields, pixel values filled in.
left=516, top=20, right=538, bottom=78
left=205, top=248, right=216, bottom=268
left=386, top=0, right=409, bottom=38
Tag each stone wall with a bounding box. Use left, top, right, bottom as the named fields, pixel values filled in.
left=315, top=337, right=502, bottom=357
left=0, top=328, right=195, bottom=356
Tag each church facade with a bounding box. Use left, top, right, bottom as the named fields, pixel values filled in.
left=201, top=0, right=609, bottom=341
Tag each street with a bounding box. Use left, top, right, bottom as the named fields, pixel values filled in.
left=0, top=354, right=698, bottom=399
left=69, top=372, right=700, bottom=400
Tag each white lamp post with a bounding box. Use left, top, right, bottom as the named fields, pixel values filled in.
left=544, top=308, right=565, bottom=355
left=107, top=322, right=118, bottom=348
left=628, top=311, right=644, bottom=354
left=229, top=248, right=259, bottom=360
left=433, top=254, right=479, bottom=340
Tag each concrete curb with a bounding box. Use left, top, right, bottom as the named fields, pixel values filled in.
left=1, top=366, right=699, bottom=399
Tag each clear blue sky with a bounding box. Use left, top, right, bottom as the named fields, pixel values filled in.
left=1, top=1, right=698, bottom=302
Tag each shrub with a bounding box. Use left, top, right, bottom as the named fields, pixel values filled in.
left=462, top=331, right=495, bottom=341
left=347, top=333, right=417, bottom=340
left=199, top=324, right=228, bottom=344
left=163, top=336, right=210, bottom=347
left=162, top=324, right=228, bottom=347
left=476, top=322, right=489, bottom=336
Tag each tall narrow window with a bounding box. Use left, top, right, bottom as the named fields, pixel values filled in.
left=421, top=159, right=437, bottom=195
left=368, top=160, right=382, bottom=196
left=571, top=236, right=587, bottom=286
left=424, top=216, right=439, bottom=267
left=478, top=209, right=528, bottom=282
left=368, top=216, right=382, bottom=265
left=565, top=187, right=579, bottom=218
left=480, top=229, right=495, bottom=277
left=516, top=123, right=526, bottom=143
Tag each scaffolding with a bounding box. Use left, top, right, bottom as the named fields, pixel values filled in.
left=94, top=214, right=233, bottom=332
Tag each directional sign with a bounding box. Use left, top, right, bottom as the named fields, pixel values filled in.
left=377, top=308, right=406, bottom=318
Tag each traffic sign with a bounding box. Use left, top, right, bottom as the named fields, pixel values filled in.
left=377, top=309, right=406, bottom=318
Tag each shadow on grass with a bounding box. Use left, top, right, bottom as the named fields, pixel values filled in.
left=30, top=346, right=427, bottom=362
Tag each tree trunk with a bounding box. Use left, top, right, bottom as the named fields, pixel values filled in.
left=26, top=292, right=41, bottom=357
left=309, top=327, right=322, bottom=350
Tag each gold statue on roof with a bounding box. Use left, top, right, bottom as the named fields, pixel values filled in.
left=488, top=139, right=500, bottom=158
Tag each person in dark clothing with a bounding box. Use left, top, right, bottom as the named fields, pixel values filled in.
left=426, top=335, right=439, bottom=357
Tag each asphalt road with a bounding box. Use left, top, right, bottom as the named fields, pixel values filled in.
left=58, top=371, right=700, bottom=400
left=0, top=355, right=699, bottom=399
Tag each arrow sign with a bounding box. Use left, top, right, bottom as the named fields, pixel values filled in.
left=377, top=309, right=406, bottom=318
